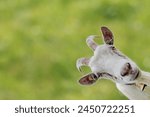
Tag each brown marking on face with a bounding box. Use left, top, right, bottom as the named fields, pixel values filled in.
left=97, top=72, right=117, bottom=80
left=109, top=46, right=126, bottom=58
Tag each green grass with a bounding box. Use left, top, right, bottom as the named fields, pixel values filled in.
left=0, top=0, right=150, bottom=99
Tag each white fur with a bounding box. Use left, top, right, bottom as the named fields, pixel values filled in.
left=116, top=83, right=150, bottom=100
left=89, top=44, right=150, bottom=99
left=89, top=44, right=140, bottom=84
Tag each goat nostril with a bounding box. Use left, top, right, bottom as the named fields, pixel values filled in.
left=121, top=72, right=128, bottom=77
left=126, top=63, right=131, bottom=69
left=121, top=63, right=132, bottom=77
left=121, top=69, right=129, bottom=76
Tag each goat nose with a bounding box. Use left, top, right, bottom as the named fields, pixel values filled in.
left=126, top=63, right=131, bottom=70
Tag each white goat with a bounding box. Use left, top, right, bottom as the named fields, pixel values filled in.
left=76, top=26, right=150, bottom=100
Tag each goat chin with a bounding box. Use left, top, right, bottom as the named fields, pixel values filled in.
left=116, top=71, right=150, bottom=100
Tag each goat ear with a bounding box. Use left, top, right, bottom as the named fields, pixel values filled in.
left=79, top=73, right=98, bottom=85
left=101, top=26, right=114, bottom=45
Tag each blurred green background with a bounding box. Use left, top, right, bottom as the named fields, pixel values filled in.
left=0, top=0, right=150, bottom=99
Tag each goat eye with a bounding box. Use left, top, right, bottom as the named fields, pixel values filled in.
left=121, top=63, right=131, bottom=76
